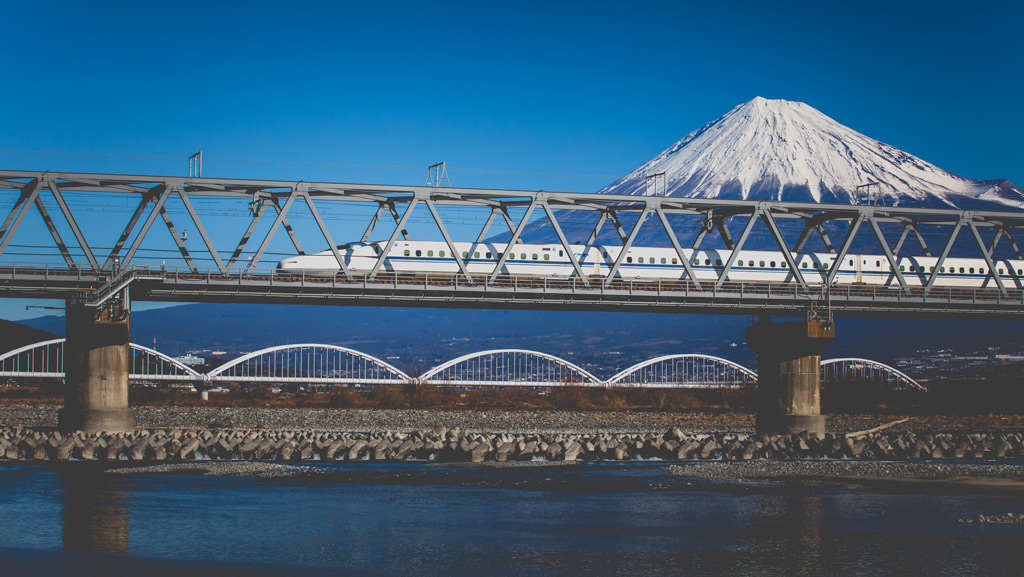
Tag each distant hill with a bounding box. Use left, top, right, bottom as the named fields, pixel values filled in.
left=0, top=318, right=58, bottom=354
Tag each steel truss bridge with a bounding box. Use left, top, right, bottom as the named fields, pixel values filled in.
left=1, top=170, right=1024, bottom=317
left=0, top=340, right=924, bottom=391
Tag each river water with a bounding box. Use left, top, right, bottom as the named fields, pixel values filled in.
left=1, top=462, right=1022, bottom=576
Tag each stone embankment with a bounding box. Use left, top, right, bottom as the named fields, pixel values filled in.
left=3, top=426, right=1024, bottom=463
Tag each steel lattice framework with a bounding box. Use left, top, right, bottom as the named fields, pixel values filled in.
left=417, top=349, right=602, bottom=387
left=0, top=339, right=929, bottom=391
left=206, top=344, right=410, bottom=385
left=3, top=170, right=1024, bottom=317
left=606, top=354, right=759, bottom=388
left=821, top=357, right=927, bottom=391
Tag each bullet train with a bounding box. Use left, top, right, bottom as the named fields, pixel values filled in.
left=277, top=240, right=1023, bottom=289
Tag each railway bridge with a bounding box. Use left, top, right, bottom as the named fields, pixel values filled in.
left=1, top=169, right=1020, bottom=434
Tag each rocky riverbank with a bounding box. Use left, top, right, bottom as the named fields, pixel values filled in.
left=4, top=425, right=1024, bottom=463
left=4, top=404, right=1024, bottom=434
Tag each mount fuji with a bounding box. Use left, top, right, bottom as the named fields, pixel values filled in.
left=599, top=97, right=1023, bottom=210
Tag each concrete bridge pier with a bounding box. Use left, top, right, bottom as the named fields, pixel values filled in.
left=58, top=299, right=135, bottom=433
left=746, top=317, right=834, bottom=437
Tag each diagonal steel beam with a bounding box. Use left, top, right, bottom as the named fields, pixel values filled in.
left=585, top=212, right=609, bottom=246
left=33, top=194, right=75, bottom=267
left=816, top=223, right=836, bottom=253
left=178, top=188, right=226, bottom=273
left=867, top=216, right=908, bottom=290
left=424, top=197, right=473, bottom=284
left=607, top=210, right=630, bottom=245
left=891, top=223, right=912, bottom=256
left=270, top=196, right=305, bottom=255
left=542, top=202, right=589, bottom=287
left=361, top=203, right=387, bottom=243
left=48, top=181, right=98, bottom=269
left=489, top=202, right=536, bottom=282
left=968, top=220, right=1006, bottom=295
left=924, top=217, right=963, bottom=295
left=225, top=201, right=267, bottom=273
left=159, top=203, right=197, bottom=271
left=761, top=209, right=807, bottom=289
left=656, top=208, right=701, bottom=289
left=387, top=202, right=411, bottom=241
left=793, top=220, right=817, bottom=253
left=121, top=184, right=172, bottom=268
left=826, top=213, right=863, bottom=286
left=475, top=209, right=499, bottom=243
left=714, top=217, right=735, bottom=250
left=910, top=223, right=931, bottom=256
left=247, top=187, right=301, bottom=273
left=304, top=192, right=354, bottom=281
left=989, top=228, right=1004, bottom=256
left=369, top=199, right=418, bottom=279
left=715, top=209, right=761, bottom=289
left=603, top=207, right=650, bottom=287
left=1004, top=228, right=1024, bottom=260
left=0, top=179, right=42, bottom=260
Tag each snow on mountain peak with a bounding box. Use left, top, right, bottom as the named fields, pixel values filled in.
left=599, top=97, right=1024, bottom=210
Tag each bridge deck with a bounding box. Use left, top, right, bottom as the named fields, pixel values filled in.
left=3, top=264, right=1022, bottom=318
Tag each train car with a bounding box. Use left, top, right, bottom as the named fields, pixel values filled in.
left=276, top=240, right=1024, bottom=289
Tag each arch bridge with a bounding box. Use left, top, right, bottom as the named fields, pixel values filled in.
left=0, top=340, right=923, bottom=391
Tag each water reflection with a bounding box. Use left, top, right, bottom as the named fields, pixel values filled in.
left=59, top=465, right=129, bottom=554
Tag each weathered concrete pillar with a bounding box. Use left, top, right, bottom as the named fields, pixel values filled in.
left=58, top=300, right=135, bottom=433
left=746, top=317, right=834, bottom=437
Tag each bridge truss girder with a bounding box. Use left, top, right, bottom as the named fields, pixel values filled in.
left=3, top=170, right=1024, bottom=317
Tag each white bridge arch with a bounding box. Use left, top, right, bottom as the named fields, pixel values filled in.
left=0, top=338, right=202, bottom=382
left=417, top=349, right=603, bottom=387
left=607, top=354, right=759, bottom=388
left=206, top=344, right=410, bottom=385
left=821, top=358, right=927, bottom=392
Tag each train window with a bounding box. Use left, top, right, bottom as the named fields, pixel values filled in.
left=876, top=261, right=881, bottom=267
left=416, top=250, right=422, bottom=257
left=440, top=251, right=446, bottom=257
left=759, top=261, right=765, bottom=267
left=520, top=253, right=526, bottom=259
left=737, top=260, right=744, bottom=266
left=716, top=259, right=722, bottom=266
left=999, top=269, right=1005, bottom=274
left=602, top=252, right=609, bottom=259
left=661, top=257, right=667, bottom=264
left=705, top=259, right=711, bottom=265
left=940, top=267, right=945, bottom=272
left=508, top=253, right=514, bottom=260
left=627, top=257, right=633, bottom=263
left=960, top=267, right=965, bottom=273
left=981, top=267, right=986, bottom=274
left=909, top=265, right=915, bottom=272
left=486, top=252, right=492, bottom=258
left=849, top=259, right=853, bottom=266
left=672, top=258, right=678, bottom=264
left=813, top=262, right=820, bottom=269
left=929, top=267, right=935, bottom=272
left=770, top=261, right=776, bottom=267
left=899, top=265, right=904, bottom=271
left=544, top=254, right=550, bottom=261
left=802, top=262, right=808, bottom=268
left=969, top=268, right=975, bottom=274
left=403, top=250, right=410, bottom=256
left=532, top=254, right=538, bottom=260
left=462, top=251, right=468, bottom=258
left=427, top=250, right=434, bottom=257
left=1018, top=269, right=1022, bottom=275
left=474, top=252, right=480, bottom=258
left=638, top=257, right=644, bottom=264
left=559, top=250, right=564, bottom=257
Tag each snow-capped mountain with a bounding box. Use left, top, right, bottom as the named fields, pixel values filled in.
left=600, top=97, right=1023, bottom=210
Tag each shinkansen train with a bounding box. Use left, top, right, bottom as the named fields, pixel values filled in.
left=277, top=240, right=1023, bottom=288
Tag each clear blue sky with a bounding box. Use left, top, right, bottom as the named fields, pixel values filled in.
left=1, top=0, right=1022, bottom=319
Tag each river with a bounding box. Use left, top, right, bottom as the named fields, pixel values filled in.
left=1, top=462, right=1022, bottom=576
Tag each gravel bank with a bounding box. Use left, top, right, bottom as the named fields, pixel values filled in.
left=4, top=404, right=1023, bottom=435
left=669, top=460, right=1024, bottom=481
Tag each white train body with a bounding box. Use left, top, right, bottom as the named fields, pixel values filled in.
left=277, top=240, right=1023, bottom=289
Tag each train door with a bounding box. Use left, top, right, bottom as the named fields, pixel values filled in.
left=855, top=258, right=863, bottom=283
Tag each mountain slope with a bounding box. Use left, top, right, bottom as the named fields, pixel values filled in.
left=599, top=97, right=1024, bottom=210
